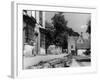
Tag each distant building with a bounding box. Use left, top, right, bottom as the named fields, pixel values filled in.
left=76, top=32, right=90, bottom=55
left=68, top=32, right=90, bottom=55
left=68, top=36, right=78, bottom=55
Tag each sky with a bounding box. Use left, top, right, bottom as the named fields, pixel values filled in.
left=45, top=11, right=91, bottom=34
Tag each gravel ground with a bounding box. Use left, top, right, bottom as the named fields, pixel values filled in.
left=23, top=54, right=68, bottom=69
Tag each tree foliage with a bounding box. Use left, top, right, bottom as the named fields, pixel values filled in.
left=51, top=12, right=68, bottom=33
left=45, top=12, right=80, bottom=49
left=86, top=20, right=91, bottom=34
left=51, top=12, right=68, bottom=48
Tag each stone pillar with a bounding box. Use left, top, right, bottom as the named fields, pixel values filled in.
left=42, top=12, right=45, bottom=28
left=35, top=11, right=46, bottom=55
left=42, top=12, right=46, bottom=54
left=36, top=11, right=40, bottom=55
left=32, top=11, right=35, bottom=18
left=36, top=11, right=39, bottom=23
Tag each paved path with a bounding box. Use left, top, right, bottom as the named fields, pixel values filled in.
left=71, top=58, right=91, bottom=67
left=23, top=54, right=91, bottom=69
left=70, top=59, right=81, bottom=67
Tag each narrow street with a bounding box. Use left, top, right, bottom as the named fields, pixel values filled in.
left=23, top=54, right=68, bottom=69
left=23, top=54, right=91, bottom=69
left=70, top=59, right=81, bottom=67
left=72, top=55, right=91, bottom=66
left=70, top=58, right=91, bottom=67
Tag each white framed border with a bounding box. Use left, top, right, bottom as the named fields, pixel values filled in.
left=11, top=1, right=97, bottom=78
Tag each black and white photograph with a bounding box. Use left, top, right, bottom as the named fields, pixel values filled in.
left=0, top=0, right=99, bottom=79
left=23, top=10, right=91, bottom=69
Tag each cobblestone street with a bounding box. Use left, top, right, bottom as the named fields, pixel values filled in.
left=23, top=54, right=68, bottom=69
left=23, top=54, right=91, bottom=69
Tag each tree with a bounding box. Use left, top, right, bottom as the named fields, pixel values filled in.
left=45, top=21, right=55, bottom=50
left=45, top=12, right=79, bottom=50
left=52, top=12, right=68, bottom=33
left=66, top=27, right=79, bottom=36
left=86, top=20, right=91, bottom=34
left=51, top=12, right=68, bottom=49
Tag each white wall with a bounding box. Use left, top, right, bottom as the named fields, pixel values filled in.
left=0, top=0, right=100, bottom=80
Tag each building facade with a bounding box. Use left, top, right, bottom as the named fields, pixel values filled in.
left=23, top=10, right=46, bottom=55
left=68, top=32, right=90, bottom=56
